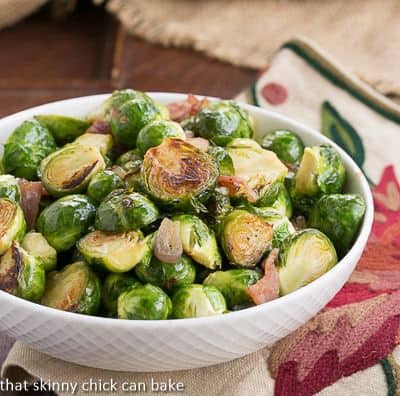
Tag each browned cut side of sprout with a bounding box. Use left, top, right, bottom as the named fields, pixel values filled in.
left=247, top=248, right=279, bottom=305
left=186, top=137, right=210, bottom=152
left=18, top=180, right=43, bottom=229
left=154, top=218, right=183, bottom=264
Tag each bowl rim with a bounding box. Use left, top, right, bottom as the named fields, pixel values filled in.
left=0, top=92, right=374, bottom=329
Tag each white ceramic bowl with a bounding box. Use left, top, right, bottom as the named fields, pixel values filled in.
left=0, top=93, right=373, bottom=372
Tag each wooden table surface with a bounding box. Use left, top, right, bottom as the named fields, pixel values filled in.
left=0, top=1, right=257, bottom=388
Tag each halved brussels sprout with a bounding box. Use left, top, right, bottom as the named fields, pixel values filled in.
left=135, top=255, right=196, bottom=293
left=291, top=145, right=346, bottom=213
left=95, top=190, right=159, bottom=232
left=0, top=241, right=45, bottom=302
left=219, top=209, right=273, bottom=267
left=172, top=284, right=227, bottom=318
left=115, top=149, right=143, bottom=174
left=74, top=133, right=113, bottom=157
left=136, top=120, right=185, bottom=155
left=261, top=130, right=304, bottom=166
left=102, top=273, right=141, bottom=316
left=0, top=198, right=26, bottom=255
left=207, top=146, right=235, bottom=176
left=87, top=169, right=125, bottom=204
left=3, top=120, right=56, bottom=180
left=203, top=269, right=261, bottom=310
left=21, top=231, right=57, bottom=272
left=77, top=230, right=151, bottom=272
left=37, top=195, right=96, bottom=252
left=190, top=101, right=253, bottom=146
left=40, top=144, right=106, bottom=196
left=35, top=115, right=90, bottom=145
left=142, top=138, right=218, bottom=212
left=278, top=229, right=337, bottom=295
left=118, top=283, right=172, bottom=320
left=226, top=138, right=288, bottom=204
left=0, top=175, right=20, bottom=202
left=173, top=214, right=221, bottom=270
left=41, top=261, right=101, bottom=315
left=309, top=194, right=366, bottom=256
left=205, top=186, right=232, bottom=229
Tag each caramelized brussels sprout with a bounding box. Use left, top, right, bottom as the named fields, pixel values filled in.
left=278, top=229, right=337, bottom=295
left=172, top=284, right=227, bottom=318
left=118, top=284, right=172, bottom=320
left=77, top=230, right=151, bottom=272
left=95, top=190, right=159, bottom=232
left=40, top=144, right=106, bottom=196
left=21, top=231, right=57, bottom=272
left=0, top=175, right=20, bottom=202
left=173, top=214, right=221, bottom=269
left=226, top=139, right=288, bottom=204
left=205, top=186, right=232, bottom=228
left=74, top=133, right=113, bottom=157
left=0, top=198, right=26, bottom=255
left=203, top=269, right=261, bottom=309
left=135, top=255, right=196, bottom=292
left=102, top=273, right=141, bottom=315
left=219, top=209, right=273, bottom=267
left=0, top=241, right=45, bottom=302
left=35, top=115, right=90, bottom=145
left=37, top=195, right=96, bottom=251
left=291, top=145, right=346, bottom=213
left=142, top=138, right=218, bottom=212
left=41, top=262, right=101, bottom=315
left=115, top=149, right=142, bottom=174
left=136, top=120, right=185, bottom=155
left=87, top=169, right=125, bottom=204
left=261, top=130, right=304, bottom=166
left=207, top=146, right=234, bottom=176
left=190, top=101, right=253, bottom=145
left=3, top=120, right=56, bottom=180
left=309, top=194, right=366, bottom=256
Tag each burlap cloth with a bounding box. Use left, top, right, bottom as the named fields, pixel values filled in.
left=2, top=36, right=400, bottom=394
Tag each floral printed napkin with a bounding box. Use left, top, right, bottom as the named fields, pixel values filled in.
left=2, top=36, right=400, bottom=396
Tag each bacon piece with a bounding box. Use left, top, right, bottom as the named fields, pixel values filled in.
left=18, top=180, right=44, bottom=230
left=86, top=119, right=111, bottom=135
left=218, top=175, right=258, bottom=203
left=167, top=94, right=209, bottom=122
left=186, top=137, right=210, bottom=152
left=247, top=248, right=280, bottom=305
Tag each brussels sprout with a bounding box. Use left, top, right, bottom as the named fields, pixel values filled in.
left=156, top=102, right=170, bottom=120
left=87, top=169, right=125, bottom=204
left=309, top=194, right=366, bottom=256
left=0, top=175, right=20, bottom=202
left=142, top=138, right=218, bottom=212
left=278, top=229, right=337, bottom=295
left=0, top=198, right=26, bottom=255
left=115, top=149, right=142, bottom=174
left=40, top=144, right=106, bottom=196
left=95, top=190, right=159, bottom=232
left=190, top=101, right=253, bottom=146
left=21, top=231, right=57, bottom=272
left=118, top=284, right=172, bottom=320
left=3, top=120, right=56, bottom=180
left=41, top=262, right=101, bottom=315
left=35, top=115, right=90, bottom=145
left=205, top=186, right=232, bottom=228
left=291, top=145, right=346, bottom=213
left=203, top=269, right=261, bottom=309
left=226, top=139, right=288, bottom=204
left=171, top=284, right=226, bottom=318
left=102, top=273, right=141, bottom=315
left=261, top=130, right=304, bottom=166
left=173, top=214, right=221, bottom=270
left=219, top=209, right=273, bottom=267
left=37, top=195, right=96, bottom=251
left=136, top=120, right=186, bottom=155
left=74, top=133, right=113, bottom=157
left=267, top=183, right=293, bottom=218
left=207, top=146, right=235, bottom=176
left=110, top=96, right=162, bottom=148
left=0, top=241, right=45, bottom=302
left=77, top=230, right=151, bottom=272
left=135, top=255, right=196, bottom=292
